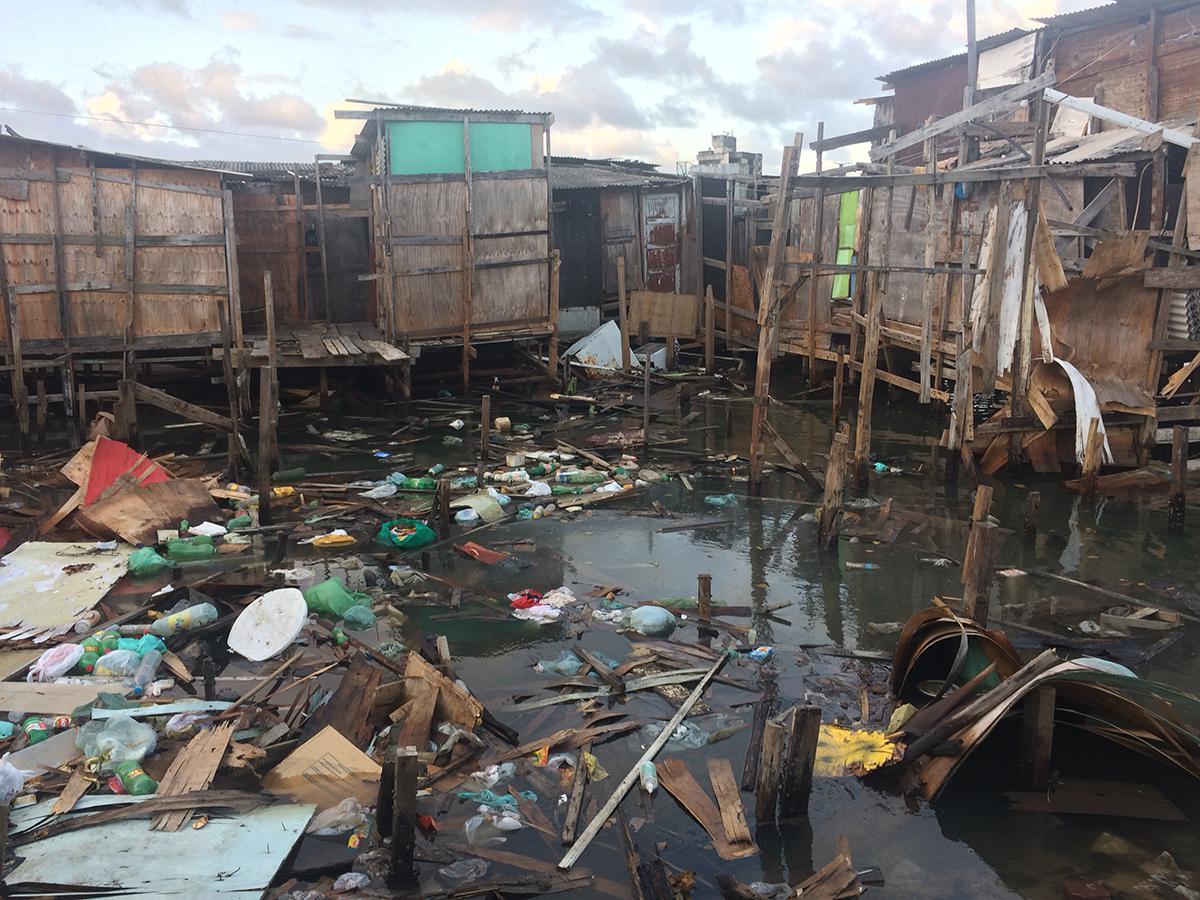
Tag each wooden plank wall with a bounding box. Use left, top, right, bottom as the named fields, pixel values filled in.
left=0, top=143, right=227, bottom=349
left=232, top=188, right=301, bottom=327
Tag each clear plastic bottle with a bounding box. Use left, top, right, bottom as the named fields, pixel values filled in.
left=639, top=761, right=658, bottom=794
left=130, top=650, right=162, bottom=697
left=149, top=603, right=219, bottom=637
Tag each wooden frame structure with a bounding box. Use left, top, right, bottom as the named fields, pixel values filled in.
left=339, top=105, right=558, bottom=392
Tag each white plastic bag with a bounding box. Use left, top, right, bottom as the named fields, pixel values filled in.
left=27, top=643, right=84, bottom=683
left=524, top=480, right=551, bottom=497
left=0, top=754, right=35, bottom=803
left=188, top=521, right=227, bottom=537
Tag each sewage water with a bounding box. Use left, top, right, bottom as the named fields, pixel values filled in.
left=10, top=363, right=1200, bottom=898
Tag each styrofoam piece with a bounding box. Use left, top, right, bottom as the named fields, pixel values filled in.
left=227, top=588, right=308, bottom=661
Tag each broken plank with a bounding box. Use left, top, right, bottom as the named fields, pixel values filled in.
left=1003, top=778, right=1186, bottom=820
left=657, top=757, right=757, bottom=860
left=152, top=721, right=236, bottom=831
left=706, top=757, right=753, bottom=845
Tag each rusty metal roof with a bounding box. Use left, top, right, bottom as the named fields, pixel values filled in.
left=1033, top=0, right=1194, bottom=28
left=877, top=29, right=1033, bottom=84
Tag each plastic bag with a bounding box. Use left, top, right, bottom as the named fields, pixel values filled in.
left=77, top=714, right=157, bottom=765
left=638, top=720, right=708, bottom=750
left=307, top=797, right=368, bottom=835
left=703, top=493, right=738, bottom=507
left=455, top=508, right=480, bottom=525
left=438, top=858, right=490, bottom=884
left=375, top=518, right=436, bottom=549
left=524, top=480, right=552, bottom=497
left=359, top=482, right=398, bottom=499
left=630, top=605, right=676, bottom=637
left=166, top=535, right=215, bottom=562
left=188, top=521, right=227, bottom=537
left=332, top=872, right=372, bottom=893
left=304, top=578, right=370, bottom=619
left=456, top=789, right=535, bottom=808
left=93, top=649, right=142, bottom=678
left=464, top=815, right=508, bottom=848
left=27, top=643, right=84, bottom=683
left=0, top=754, right=35, bottom=803
left=542, top=586, right=577, bottom=608
left=534, top=650, right=583, bottom=676
left=165, top=712, right=207, bottom=740
left=508, top=589, right=543, bottom=609
left=470, top=762, right=516, bottom=789
left=128, top=546, right=170, bottom=576
left=341, top=605, right=377, bottom=631
left=511, top=605, right=561, bottom=624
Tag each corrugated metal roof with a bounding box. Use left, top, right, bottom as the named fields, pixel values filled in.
left=0, top=132, right=246, bottom=176
left=877, top=28, right=1033, bottom=83
left=187, top=160, right=351, bottom=181
left=551, top=162, right=686, bottom=191
left=352, top=102, right=552, bottom=118
left=1033, top=0, right=1189, bottom=28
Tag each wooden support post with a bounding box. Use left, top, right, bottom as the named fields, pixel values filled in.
left=642, top=350, right=651, bottom=448
left=755, top=714, right=787, bottom=822
left=478, top=394, right=491, bottom=481
left=1019, top=686, right=1056, bottom=791
left=76, top=380, right=86, bottom=436
left=436, top=476, right=451, bottom=537
left=697, top=573, right=712, bottom=620
left=806, top=122, right=825, bottom=384
left=313, top=158, right=332, bottom=322
left=779, top=705, right=822, bottom=818
left=962, top=520, right=1000, bottom=625
left=853, top=135, right=895, bottom=487
left=114, top=377, right=137, bottom=444
left=35, top=379, right=47, bottom=438
left=818, top=425, right=849, bottom=550
left=665, top=334, right=676, bottom=371
left=1024, top=491, right=1041, bottom=544
left=389, top=745, right=418, bottom=878
left=2, top=271, right=30, bottom=440
left=704, top=285, right=715, bottom=374
left=1081, top=417, right=1102, bottom=498
left=1169, top=425, right=1187, bottom=533
left=318, top=367, right=329, bottom=410
left=724, top=177, right=734, bottom=343
left=617, top=256, right=631, bottom=373
left=740, top=676, right=776, bottom=792
left=749, top=133, right=802, bottom=490
left=918, top=131, right=940, bottom=405
left=548, top=249, right=561, bottom=377
left=724, top=402, right=733, bottom=439
left=832, top=349, right=845, bottom=429
left=257, top=271, right=278, bottom=527
left=461, top=116, right=474, bottom=395
left=217, top=301, right=243, bottom=480
left=293, top=172, right=310, bottom=319
left=47, top=148, right=76, bottom=426
left=1011, top=95, right=1050, bottom=420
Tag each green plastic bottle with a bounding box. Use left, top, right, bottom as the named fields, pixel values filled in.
left=226, top=514, right=252, bottom=529
left=399, top=476, right=437, bottom=490
left=114, top=760, right=158, bottom=795
left=272, top=467, right=307, bottom=484
left=81, top=634, right=101, bottom=655
left=99, top=630, right=120, bottom=652
left=556, top=470, right=606, bottom=485
left=22, top=717, right=49, bottom=745
left=166, top=536, right=216, bottom=562
left=78, top=651, right=99, bottom=673
left=149, top=602, right=219, bottom=638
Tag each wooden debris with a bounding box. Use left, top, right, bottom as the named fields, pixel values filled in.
left=152, top=721, right=236, bottom=831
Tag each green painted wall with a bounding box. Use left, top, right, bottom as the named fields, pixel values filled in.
left=832, top=190, right=859, bottom=299
left=387, top=120, right=534, bottom=175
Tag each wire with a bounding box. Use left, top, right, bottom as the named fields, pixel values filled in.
left=0, top=105, right=323, bottom=144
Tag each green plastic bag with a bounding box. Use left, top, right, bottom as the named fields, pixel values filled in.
left=128, top=547, right=170, bottom=576
left=166, top=535, right=215, bottom=562
left=342, top=604, right=377, bottom=631
left=304, top=578, right=371, bottom=619
left=375, top=518, right=436, bottom=550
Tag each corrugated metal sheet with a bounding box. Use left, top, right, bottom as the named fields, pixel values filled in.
left=1033, top=0, right=1191, bottom=29
left=551, top=163, right=685, bottom=191
left=877, top=28, right=1032, bottom=83
left=188, top=160, right=350, bottom=180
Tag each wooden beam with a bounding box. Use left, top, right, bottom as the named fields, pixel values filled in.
left=779, top=705, right=822, bottom=818
left=617, top=256, right=631, bottom=373
left=811, top=124, right=893, bottom=152
left=806, top=121, right=825, bottom=383
left=1169, top=425, right=1187, bottom=533
left=461, top=116, right=474, bottom=395
left=724, top=177, right=734, bottom=343
left=871, top=71, right=1057, bottom=162
left=257, top=271, right=278, bottom=527
left=1043, top=88, right=1196, bottom=148
left=1146, top=268, right=1200, bottom=290
left=131, top=381, right=236, bottom=432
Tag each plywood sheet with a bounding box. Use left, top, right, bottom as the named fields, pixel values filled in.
left=0, top=541, right=129, bottom=629
left=629, top=290, right=699, bottom=337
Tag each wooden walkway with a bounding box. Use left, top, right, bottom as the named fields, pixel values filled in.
left=237, top=323, right=409, bottom=369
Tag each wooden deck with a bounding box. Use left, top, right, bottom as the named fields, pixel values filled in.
left=237, top=322, right=409, bottom=369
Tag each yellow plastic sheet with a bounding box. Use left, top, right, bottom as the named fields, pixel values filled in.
left=813, top=723, right=904, bottom=777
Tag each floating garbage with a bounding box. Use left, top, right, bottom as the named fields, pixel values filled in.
left=629, top=605, right=676, bottom=637
left=704, top=493, right=738, bottom=507
left=228, top=588, right=308, bottom=661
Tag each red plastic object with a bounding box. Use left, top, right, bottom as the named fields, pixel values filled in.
left=83, top=437, right=169, bottom=506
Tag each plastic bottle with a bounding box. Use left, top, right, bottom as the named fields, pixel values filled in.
left=489, top=470, right=528, bottom=485
left=639, top=761, right=658, bottom=794
left=77, top=651, right=100, bottom=674
left=166, top=536, right=215, bottom=562
left=844, top=562, right=880, bottom=571
left=22, top=717, right=49, bottom=745
left=525, top=462, right=558, bottom=477
left=0, top=722, right=14, bottom=740
left=226, top=482, right=253, bottom=495
left=398, top=476, right=437, bottom=490
left=51, top=716, right=72, bottom=731
left=82, top=634, right=102, bottom=655
left=226, top=514, right=252, bottom=529
left=113, top=760, right=158, bottom=795
left=131, top=650, right=162, bottom=697
left=272, top=467, right=307, bottom=484
left=149, top=603, right=219, bottom=637
left=117, top=624, right=152, bottom=636
left=556, top=470, right=606, bottom=485
left=99, top=631, right=120, bottom=653
left=428, top=463, right=445, bottom=476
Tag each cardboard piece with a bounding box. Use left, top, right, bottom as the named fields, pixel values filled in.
left=262, top=725, right=382, bottom=812
left=0, top=541, right=130, bottom=630
left=75, top=479, right=223, bottom=546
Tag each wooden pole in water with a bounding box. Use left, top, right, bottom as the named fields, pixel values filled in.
left=436, top=476, right=451, bottom=537
left=818, top=424, right=849, bottom=550
left=779, top=705, right=822, bottom=818
left=617, top=256, right=631, bottom=374
left=962, top=520, right=999, bottom=625
left=697, top=573, right=712, bottom=620
left=1081, top=417, right=1102, bottom=498
left=832, top=349, right=845, bottom=428
left=257, top=271, right=278, bottom=527
left=390, top=745, right=418, bottom=877
left=642, top=350, right=651, bottom=448
left=704, top=285, right=716, bottom=374
left=755, top=713, right=788, bottom=822
left=1019, top=685, right=1055, bottom=791
left=478, top=393, right=491, bottom=481
left=1169, top=425, right=1187, bottom=533
left=1023, top=491, right=1041, bottom=544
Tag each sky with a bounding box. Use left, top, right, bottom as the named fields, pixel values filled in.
left=1, top=0, right=1100, bottom=174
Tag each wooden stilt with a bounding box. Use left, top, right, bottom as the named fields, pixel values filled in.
left=818, top=425, right=849, bottom=550
left=217, top=301, right=243, bottom=480
left=1024, top=491, right=1041, bottom=544
left=832, top=349, right=845, bottom=428
left=1081, top=417, right=1102, bottom=498
left=642, top=352, right=651, bottom=449
left=548, top=249, right=561, bottom=376
left=1169, top=425, right=1187, bottom=533
left=436, top=476, right=451, bottom=537
left=257, top=271, right=279, bottom=527
left=76, top=380, right=86, bottom=437
left=697, top=573, right=712, bottom=620
left=318, top=368, right=329, bottom=410
left=724, top=403, right=733, bottom=439
left=806, top=122, right=825, bottom=385
left=962, top=521, right=1000, bottom=625
left=779, top=706, right=822, bottom=818
left=478, top=394, right=491, bottom=481
left=36, top=379, right=47, bottom=439
left=741, top=676, right=776, bottom=792
left=724, top=177, right=734, bottom=344
left=755, top=713, right=788, bottom=822
left=617, top=256, right=631, bottom=374
left=1, top=265, right=30, bottom=442
left=749, top=133, right=803, bottom=490
left=1019, top=686, right=1055, bottom=791
left=389, top=745, right=418, bottom=877
left=704, top=285, right=715, bottom=374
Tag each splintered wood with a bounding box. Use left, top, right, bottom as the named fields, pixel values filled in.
left=151, top=721, right=235, bottom=831
left=657, top=757, right=756, bottom=860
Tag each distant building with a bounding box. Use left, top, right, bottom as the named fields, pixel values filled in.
left=694, top=134, right=761, bottom=179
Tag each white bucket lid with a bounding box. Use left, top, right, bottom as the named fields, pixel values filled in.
left=227, top=587, right=308, bottom=661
